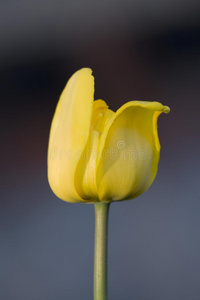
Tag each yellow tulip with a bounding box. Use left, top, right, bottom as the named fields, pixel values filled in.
left=48, top=68, right=170, bottom=203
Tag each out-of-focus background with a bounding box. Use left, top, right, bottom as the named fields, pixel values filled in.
left=1, top=1, right=200, bottom=299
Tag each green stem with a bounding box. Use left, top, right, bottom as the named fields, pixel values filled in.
left=94, top=202, right=110, bottom=300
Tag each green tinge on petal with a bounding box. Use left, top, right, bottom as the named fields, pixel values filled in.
left=47, top=68, right=94, bottom=202
left=96, top=101, right=170, bottom=202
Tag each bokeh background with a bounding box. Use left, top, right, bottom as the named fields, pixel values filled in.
left=1, top=1, right=200, bottom=299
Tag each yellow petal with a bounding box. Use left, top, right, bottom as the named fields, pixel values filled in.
left=96, top=101, right=170, bottom=202
left=75, top=100, right=114, bottom=201
left=47, top=68, right=94, bottom=202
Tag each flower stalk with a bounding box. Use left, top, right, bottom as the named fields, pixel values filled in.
left=94, top=202, right=110, bottom=300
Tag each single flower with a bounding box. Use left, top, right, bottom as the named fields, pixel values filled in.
left=48, top=68, right=170, bottom=203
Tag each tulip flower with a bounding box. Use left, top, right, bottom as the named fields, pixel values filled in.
left=48, top=68, right=170, bottom=203
left=47, top=68, right=170, bottom=300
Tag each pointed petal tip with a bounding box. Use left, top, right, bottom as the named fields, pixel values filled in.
left=71, top=67, right=93, bottom=83
left=78, top=67, right=93, bottom=75
left=163, top=106, right=170, bottom=114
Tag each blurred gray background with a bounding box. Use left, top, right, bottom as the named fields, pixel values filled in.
left=1, top=0, right=200, bottom=299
